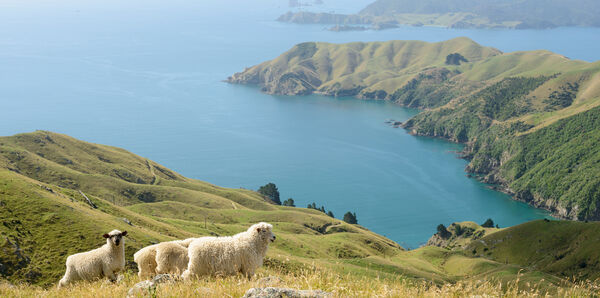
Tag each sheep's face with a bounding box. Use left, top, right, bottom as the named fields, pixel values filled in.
left=253, top=222, right=276, bottom=243
left=103, top=230, right=127, bottom=247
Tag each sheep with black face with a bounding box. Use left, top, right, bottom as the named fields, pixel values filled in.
left=58, top=230, right=127, bottom=288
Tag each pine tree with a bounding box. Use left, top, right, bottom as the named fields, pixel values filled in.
left=257, top=183, right=281, bottom=205
left=343, top=212, right=357, bottom=224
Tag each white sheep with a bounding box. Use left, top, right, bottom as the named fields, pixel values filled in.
left=133, top=238, right=196, bottom=279
left=133, top=243, right=158, bottom=279
left=182, top=222, right=275, bottom=280
left=58, top=230, right=127, bottom=288
left=155, top=240, right=190, bottom=275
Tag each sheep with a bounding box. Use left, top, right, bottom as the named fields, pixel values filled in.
left=133, top=244, right=158, bottom=279
left=58, top=230, right=127, bottom=288
left=133, top=238, right=196, bottom=279
left=182, top=222, right=276, bottom=280
left=155, top=240, right=190, bottom=275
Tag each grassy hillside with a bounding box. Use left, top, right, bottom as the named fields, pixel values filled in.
left=428, top=219, right=600, bottom=281
left=467, top=220, right=600, bottom=281
left=2, top=131, right=597, bottom=296
left=229, top=38, right=600, bottom=221
left=278, top=0, right=600, bottom=29
left=228, top=37, right=502, bottom=105
left=227, top=38, right=596, bottom=108
left=426, top=221, right=502, bottom=250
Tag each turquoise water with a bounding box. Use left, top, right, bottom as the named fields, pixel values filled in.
left=2, top=0, right=598, bottom=248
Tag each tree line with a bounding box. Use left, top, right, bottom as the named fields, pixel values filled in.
left=257, top=183, right=358, bottom=224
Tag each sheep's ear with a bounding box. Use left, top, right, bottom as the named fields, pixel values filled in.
left=103, top=234, right=110, bottom=238
left=256, top=227, right=262, bottom=233
left=121, top=231, right=128, bottom=237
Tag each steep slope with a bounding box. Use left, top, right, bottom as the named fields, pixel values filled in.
left=229, top=38, right=600, bottom=221
left=1, top=131, right=567, bottom=290
left=404, top=72, right=600, bottom=220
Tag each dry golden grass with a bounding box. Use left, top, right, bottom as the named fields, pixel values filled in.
left=1, top=268, right=598, bottom=298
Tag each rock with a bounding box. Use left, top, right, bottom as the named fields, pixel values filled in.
left=40, top=185, right=54, bottom=193
left=116, top=275, right=126, bottom=283
left=242, top=287, right=331, bottom=298
left=152, top=274, right=179, bottom=285
left=122, top=218, right=133, bottom=226
left=127, top=280, right=155, bottom=297
left=256, top=276, right=283, bottom=287
left=126, top=274, right=180, bottom=297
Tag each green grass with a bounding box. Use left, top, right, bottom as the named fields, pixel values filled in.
left=467, top=220, right=600, bottom=281
left=1, top=131, right=591, bottom=295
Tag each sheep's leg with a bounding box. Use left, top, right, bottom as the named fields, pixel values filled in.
left=156, top=262, right=167, bottom=274
left=241, top=266, right=254, bottom=280
left=138, top=261, right=154, bottom=279
left=181, top=269, right=192, bottom=281
left=58, top=266, right=74, bottom=288
left=182, top=254, right=200, bottom=281
left=103, top=265, right=117, bottom=282
left=58, top=273, right=70, bottom=288
left=137, top=263, right=145, bottom=279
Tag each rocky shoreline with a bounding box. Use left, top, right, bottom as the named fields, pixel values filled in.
left=227, top=70, right=590, bottom=221
left=404, top=128, right=578, bottom=221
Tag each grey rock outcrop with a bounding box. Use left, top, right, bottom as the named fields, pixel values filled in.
left=243, top=287, right=331, bottom=298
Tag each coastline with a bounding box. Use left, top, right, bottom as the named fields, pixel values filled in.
left=226, top=75, right=562, bottom=220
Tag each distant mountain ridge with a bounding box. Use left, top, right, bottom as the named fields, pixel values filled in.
left=227, top=37, right=600, bottom=221
left=278, top=0, right=600, bottom=29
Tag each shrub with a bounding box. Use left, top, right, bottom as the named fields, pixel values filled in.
left=437, top=224, right=451, bottom=239
left=445, top=53, right=468, bottom=65
left=283, top=198, right=295, bottom=207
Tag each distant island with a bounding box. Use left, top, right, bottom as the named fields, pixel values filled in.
left=278, top=0, right=600, bottom=30
left=227, top=37, right=600, bottom=221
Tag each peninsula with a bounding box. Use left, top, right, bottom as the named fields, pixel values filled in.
left=228, top=37, right=600, bottom=221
